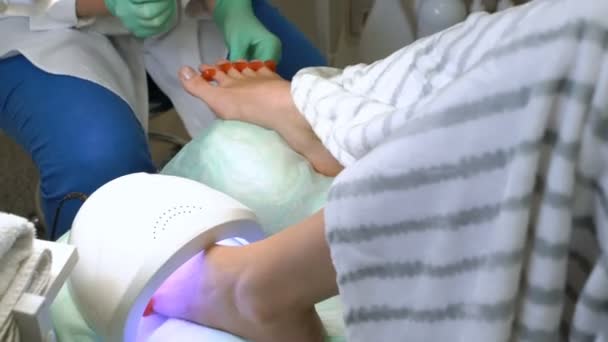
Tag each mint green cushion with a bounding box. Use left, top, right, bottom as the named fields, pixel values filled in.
left=50, top=120, right=344, bottom=341
left=162, top=120, right=334, bottom=236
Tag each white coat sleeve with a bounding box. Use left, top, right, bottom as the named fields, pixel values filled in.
left=27, top=0, right=96, bottom=30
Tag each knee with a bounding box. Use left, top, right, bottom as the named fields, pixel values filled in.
left=22, top=76, right=157, bottom=191
left=55, top=128, right=155, bottom=194
left=76, top=139, right=153, bottom=187
left=37, top=133, right=154, bottom=239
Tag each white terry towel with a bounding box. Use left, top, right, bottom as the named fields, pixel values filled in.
left=0, top=212, right=51, bottom=342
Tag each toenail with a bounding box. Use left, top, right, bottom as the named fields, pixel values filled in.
left=180, top=67, right=197, bottom=80
left=264, top=60, right=277, bottom=72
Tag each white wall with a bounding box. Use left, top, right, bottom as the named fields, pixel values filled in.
left=270, top=0, right=349, bottom=64
left=269, top=0, right=414, bottom=67
left=270, top=0, right=478, bottom=67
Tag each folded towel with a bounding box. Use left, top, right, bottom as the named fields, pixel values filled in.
left=0, top=212, right=52, bottom=342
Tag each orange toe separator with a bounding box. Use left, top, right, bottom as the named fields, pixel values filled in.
left=218, top=62, right=233, bottom=73
left=202, top=68, right=216, bottom=81
left=234, top=61, right=248, bottom=72
left=214, top=60, right=275, bottom=75
left=264, top=60, right=277, bottom=72
left=248, top=60, right=264, bottom=71
left=143, top=298, right=155, bottom=317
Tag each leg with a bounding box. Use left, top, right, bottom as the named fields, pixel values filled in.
left=252, top=0, right=327, bottom=79
left=165, top=53, right=341, bottom=341
left=153, top=210, right=338, bottom=341
left=179, top=62, right=343, bottom=176
left=0, top=55, right=156, bottom=240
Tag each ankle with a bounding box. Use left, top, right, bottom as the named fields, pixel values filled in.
left=233, top=273, right=326, bottom=342
left=269, top=81, right=301, bottom=130
left=234, top=264, right=283, bottom=324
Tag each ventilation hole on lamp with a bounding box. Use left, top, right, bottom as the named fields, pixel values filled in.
left=152, top=205, right=206, bottom=240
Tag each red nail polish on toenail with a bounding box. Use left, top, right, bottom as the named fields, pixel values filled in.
left=202, top=68, right=216, bottom=81
left=264, top=60, right=277, bottom=72
left=248, top=60, right=264, bottom=71
left=234, top=61, right=248, bottom=72
left=218, top=63, right=232, bottom=73
left=143, top=298, right=155, bottom=317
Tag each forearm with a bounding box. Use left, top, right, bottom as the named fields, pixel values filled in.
left=76, top=0, right=109, bottom=18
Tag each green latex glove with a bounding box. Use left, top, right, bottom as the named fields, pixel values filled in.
left=213, top=0, right=282, bottom=62
left=104, top=0, right=177, bottom=38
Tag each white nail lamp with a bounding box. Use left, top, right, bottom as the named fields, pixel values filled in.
left=67, top=173, right=265, bottom=342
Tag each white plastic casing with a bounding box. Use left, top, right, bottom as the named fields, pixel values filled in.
left=68, top=173, right=265, bottom=342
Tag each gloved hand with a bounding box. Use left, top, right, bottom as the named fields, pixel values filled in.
left=104, top=0, right=177, bottom=38
left=213, top=0, right=282, bottom=62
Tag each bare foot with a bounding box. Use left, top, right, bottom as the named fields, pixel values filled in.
left=152, top=244, right=325, bottom=342
left=180, top=60, right=291, bottom=128
left=178, top=61, right=343, bottom=176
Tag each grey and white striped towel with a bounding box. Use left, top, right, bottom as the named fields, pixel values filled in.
left=291, top=0, right=608, bottom=340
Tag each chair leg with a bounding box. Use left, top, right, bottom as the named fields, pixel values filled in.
left=148, top=131, right=188, bottom=147
left=148, top=131, right=188, bottom=170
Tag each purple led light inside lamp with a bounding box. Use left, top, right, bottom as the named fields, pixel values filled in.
left=135, top=237, right=249, bottom=339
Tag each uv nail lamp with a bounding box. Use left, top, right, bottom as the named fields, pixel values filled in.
left=67, top=173, right=265, bottom=342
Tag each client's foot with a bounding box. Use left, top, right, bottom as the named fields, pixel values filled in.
left=152, top=244, right=325, bottom=342
left=179, top=60, right=293, bottom=130
left=178, top=61, right=341, bottom=176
